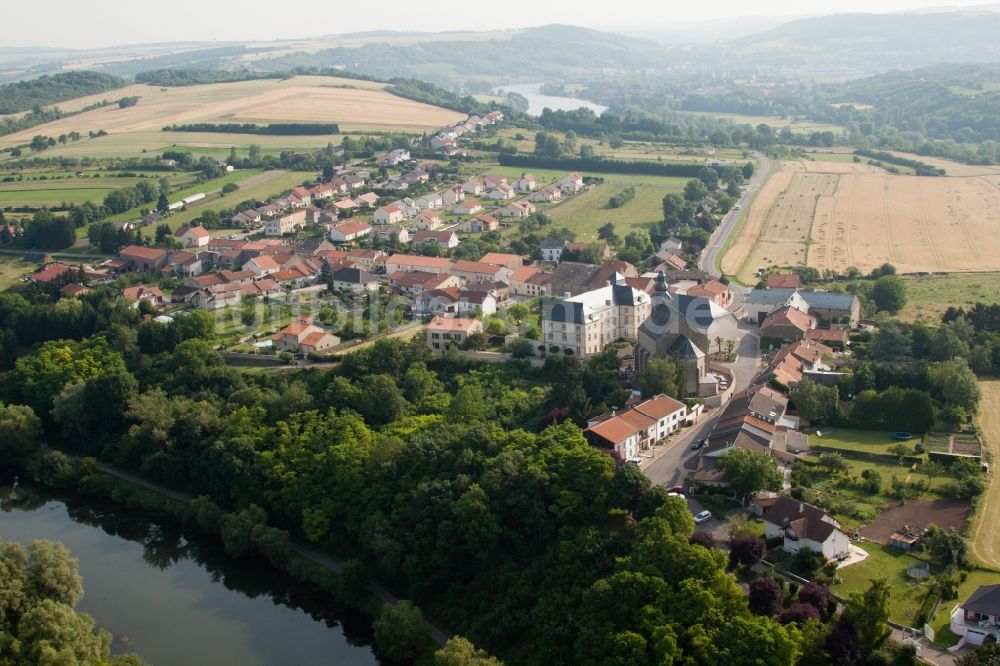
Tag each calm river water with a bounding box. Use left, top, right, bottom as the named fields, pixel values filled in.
left=0, top=469, right=378, bottom=666
left=496, top=83, right=608, bottom=117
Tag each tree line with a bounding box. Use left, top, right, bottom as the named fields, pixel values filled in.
left=0, top=71, right=128, bottom=114
left=164, top=122, right=341, bottom=136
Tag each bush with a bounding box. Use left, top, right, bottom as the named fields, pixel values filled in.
left=748, top=577, right=783, bottom=616
left=373, top=600, right=428, bottom=663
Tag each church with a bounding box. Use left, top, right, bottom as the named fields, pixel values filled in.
left=636, top=272, right=734, bottom=396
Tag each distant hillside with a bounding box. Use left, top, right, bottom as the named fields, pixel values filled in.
left=818, top=63, right=1000, bottom=144
left=250, top=25, right=670, bottom=87
left=728, top=11, right=1000, bottom=70
left=0, top=71, right=128, bottom=114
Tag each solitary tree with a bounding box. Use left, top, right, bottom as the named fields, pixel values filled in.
left=716, top=448, right=783, bottom=505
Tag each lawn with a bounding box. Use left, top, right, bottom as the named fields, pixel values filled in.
left=811, top=428, right=916, bottom=455
left=897, top=273, right=1000, bottom=323
left=0, top=255, right=36, bottom=290
left=543, top=182, right=683, bottom=241
left=834, top=542, right=935, bottom=626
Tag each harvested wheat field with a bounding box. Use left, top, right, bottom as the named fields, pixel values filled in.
left=724, top=160, right=1000, bottom=282
left=0, top=75, right=464, bottom=150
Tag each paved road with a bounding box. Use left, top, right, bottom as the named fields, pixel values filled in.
left=700, top=152, right=772, bottom=277
left=93, top=460, right=450, bottom=645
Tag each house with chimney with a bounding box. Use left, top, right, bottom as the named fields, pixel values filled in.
left=762, top=497, right=850, bottom=560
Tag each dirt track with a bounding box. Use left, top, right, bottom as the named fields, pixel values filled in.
left=971, top=381, right=1000, bottom=570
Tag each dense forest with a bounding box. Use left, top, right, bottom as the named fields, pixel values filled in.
left=0, top=71, right=128, bottom=114
left=0, top=276, right=914, bottom=666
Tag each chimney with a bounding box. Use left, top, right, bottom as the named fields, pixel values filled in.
left=564, top=291, right=571, bottom=298
left=799, top=503, right=804, bottom=514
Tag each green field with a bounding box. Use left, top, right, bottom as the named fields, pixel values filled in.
left=0, top=172, right=196, bottom=208
left=544, top=182, right=683, bottom=241
left=833, top=542, right=935, bottom=626
left=0, top=255, right=36, bottom=290
left=897, top=273, right=1000, bottom=323
left=680, top=110, right=845, bottom=134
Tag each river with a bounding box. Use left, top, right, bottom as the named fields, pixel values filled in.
left=0, top=469, right=378, bottom=666
left=496, top=83, right=608, bottom=117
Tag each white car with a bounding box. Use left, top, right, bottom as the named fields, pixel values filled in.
left=693, top=510, right=713, bottom=524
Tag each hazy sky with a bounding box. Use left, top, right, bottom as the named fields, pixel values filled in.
left=8, top=0, right=999, bottom=49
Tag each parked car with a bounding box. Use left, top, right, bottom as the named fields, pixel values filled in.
left=694, top=510, right=713, bottom=524
left=667, top=492, right=684, bottom=498
left=625, top=457, right=642, bottom=467
left=690, top=439, right=707, bottom=450
left=667, top=484, right=684, bottom=494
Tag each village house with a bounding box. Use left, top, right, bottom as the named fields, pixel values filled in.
left=453, top=200, right=483, bottom=216
left=174, top=225, right=210, bottom=249
left=449, top=259, right=510, bottom=284
left=540, top=239, right=568, bottom=263
left=465, top=214, right=498, bottom=233
left=559, top=173, right=584, bottom=193
left=528, top=184, right=562, bottom=203
left=243, top=254, right=281, bottom=277
left=345, top=249, right=385, bottom=271
left=289, top=186, right=312, bottom=208
left=756, top=339, right=837, bottom=388
left=330, top=220, right=373, bottom=244
left=584, top=394, right=688, bottom=463
left=426, top=316, right=483, bottom=352
left=355, top=192, right=380, bottom=208
left=273, top=317, right=340, bottom=355
left=950, top=585, right=1000, bottom=647
left=385, top=254, right=453, bottom=275
left=415, top=209, right=443, bottom=230
left=265, top=210, right=307, bottom=237
left=257, top=203, right=283, bottom=218
left=442, top=186, right=465, bottom=206
left=479, top=252, right=524, bottom=269
left=120, top=285, right=165, bottom=309
left=163, top=250, right=203, bottom=278
left=31, top=262, right=75, bottom=285
left=684, top=279, right=732, bottom=307
left=375, top=148, right=411, bottom=167
left=414, top=193, right=444, bottom=210
left=762, top=497, right=850, bottom=561
left=60, top=283, right=91, bottom=298
left=329, top=266, right=379, bottom=293
left=760, top=305, right=817, bottom=342
left=486, top=182, right=515, bottom=201
left=374, top=204, right=405, bottom=225
left=376, top=226, right=411, bottom=244
left=767, top=273, right=802, bottom=290
left=309, top=182, right=337, bottom=200
left=508, top=267, right=550, bottom=297
left=120, top=246, right=168, bottom=273
left=413, top=230, right=460, bottom=250
left=389, top=270, right=460, bottom=295
left=333, top=198, right=358, bottom=213
left=496, top=200, right=537, bottom=218
left=462, top=178, right=484, bottom=195
left=513, top=174, right=537, bottom=193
